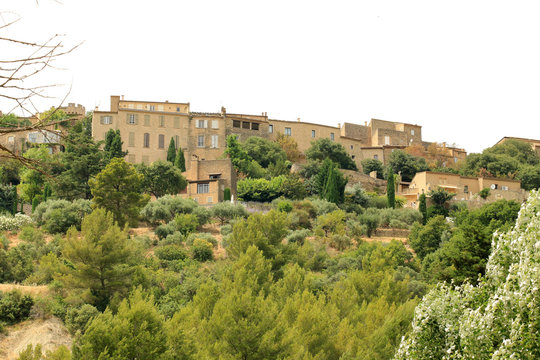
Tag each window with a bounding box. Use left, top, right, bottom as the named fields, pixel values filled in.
left=128, top=104, right=134, bottom=109
left=285, top=127, right=291, bottom=136
left=330, top=133, right=334, bottom=141
left=268, top=125, right=273, bottom=133
left=233, top=120, right=241, bottom=128
left=7, top=136, right=14, bottom=144
left=159, top=116, right=165, bottom=127
left=101, top=116, right=112, bottom=124
left=149, top=105, right=155, bottom=111
left=502, top=185, right=509, bottom=191
left=144, top=115, right=150, bottom=126
left=209, top=174, right=221, bottom=179
left=176, top=107, right=181, bottom=112
left=211, top=120, right=219, bottom=129
left=350, top=145, right=353, bottom=149
left=137, top=104, right=143, bottom=110
left=351, top=155, right=355, bottom=159
left=384, top=136, right=390, bottom=145
left=197, top=135, right=205, bottom=147
left=174, top=135, right=179, bottom=149
left=251, top=122, right=259, bottom=131
left=464, top=185, right=469, bottom=193
left=454, top=157, right=458, bottom=163
left=374, top=154, right=378, bottom=160
left=128, top=114, right=136, bottom=124
left=128, top=154, right=136, bottom=163
left=173, top=117, right=180, bottom=128
left=158, top=105, right=164, bottom=111
left=28, top=132, right=38, bottom=143
left=207, top=196, right=213, bottom=203
left=158, top=134, right=165, bottom=149
left=312, top=130, right=315, bottom=138
left=242, top=121, right=250, bottom=129
left=196, top=120, right=207, bottom=128
left=411, top=129, right=415, bottom=135
left=491, top=184, right=498, bottom=190
left=128, top=132, right=135, bottom=147
left=197, top=183, right=209, bottom=194
left=143, top=133, right=150, bottom=148
left=211, top=135, right=218, bottom=148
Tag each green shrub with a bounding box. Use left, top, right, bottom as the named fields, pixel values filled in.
left=389, top=219, right=409, bottom=229
left=286, top=229, right=312, bottom=245
left=359, top=209, right=381, bottom=237
left=155, top=245, right=187, bottom=261
left=173, top=213, right=199, bottom=236
left=220, top=224, right=233, bottom=236
left=0, top=290, right=33, bottom=324
left=160, top=231, right=184, bottom=246
left=186, top=232, right=217, bottom=247
left=192, top=206, right=211, bottom=225
left=479, top=187, right=490, bottom=199
left=329, top=234, right=352, bottom=251
left=191, top=239, right=213, bottom=261
left=65, top=304, right=100, bottom=335
left=33, top=199, right=92, bottom=233
left=19, top=225, right=45, bottom=244
left=367, top=195, right=388, bottom=209
left=311, top=198, right=339, bottom=216
left=288, top=209, right=312, bottom=230
left=276, top=200, right=293, bottom=213
left=0, top=213, right=33, bottom=231
left=154, top=222, right=176, bottom=240
left=140, top=196, right=198, bottom=225
left=211, top=201, right=248, bottom=225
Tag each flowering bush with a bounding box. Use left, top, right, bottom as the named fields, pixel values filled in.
left=394, top=190, right=540, bottom=359
left=0, top=213, right=33, bottom=231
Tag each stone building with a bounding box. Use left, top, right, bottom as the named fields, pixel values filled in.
left=91, top=95, right=468, bottom=200
left=180, top=158, right=237, bottom=205
left=399, top=171, right=527, bottom=208
left=93, top=95, right=466, bottom=169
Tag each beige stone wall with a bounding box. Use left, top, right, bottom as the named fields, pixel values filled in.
left=340, top=122, right=371, bottom=144
left=268, top=119, right=340, bottom=153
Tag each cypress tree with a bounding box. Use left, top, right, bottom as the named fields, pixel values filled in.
left=387, top=171, right=395, bottom=208
left=104, top=130, right=127, bottom=160
left=419, top=193, right=427, bottom=224
left=12, top=189, right=17, bottom=215
left=32, top=197, right=39, bottom=213
left=175, top=147, right=186, bottom=172
left=104, top=129, right=115, bottom=153
left=316, top=158, right=334, bottom=196
left=223, top=187, right=231, bottom=201
left=323, top=165, right=341, bottom=204
left=167, top=138, right=176, bottom=163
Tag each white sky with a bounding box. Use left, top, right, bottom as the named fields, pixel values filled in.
left=2, top=0, right=540, bottom=153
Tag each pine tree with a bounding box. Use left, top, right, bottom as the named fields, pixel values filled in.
left=167, top=138, right=176, bottom=163
left=387, top=170, right=395, bottom=208
left=419, top=193, right=427, bottom=224
left=175, top=147, right=186, bottom=172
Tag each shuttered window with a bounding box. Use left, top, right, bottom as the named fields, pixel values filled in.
left=174, top=117, right=180, bottom=128
left=143, top=133, right=150, bottom=148
left=128, top=132, right=135, bottom=147
left=144, top=115, right=150, bottom=126
left=158, top=134, right=165, bottom=148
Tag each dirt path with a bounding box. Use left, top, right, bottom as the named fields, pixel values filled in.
left=0, top=317, right=71, bottom=360
left=0, top=284, right=49, bottom=297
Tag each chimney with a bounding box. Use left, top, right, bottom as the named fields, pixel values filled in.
left=364, top=121, right=367, bottom=126
left=221, top=106, right=226, bottom=115
left=121, top=95, right=124, bottom=100
left=297, top=117, right=301, bottom=122
left=338, top=123, right=341, bottom=128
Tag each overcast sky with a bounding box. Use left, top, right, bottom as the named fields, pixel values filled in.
left=2, top=0, right=540, bottom=153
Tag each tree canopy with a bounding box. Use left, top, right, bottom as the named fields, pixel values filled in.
left=305, top=138, right=357, bottom=170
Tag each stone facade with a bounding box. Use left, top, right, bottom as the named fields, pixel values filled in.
left=399, top=171, right=527, bottom=208
left=91, top=95, right=468, bottom=200
left=181, top=158, right=237, bottom=205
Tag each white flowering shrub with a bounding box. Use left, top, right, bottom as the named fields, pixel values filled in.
left=395, top=190, right=540, bottom=360
left=0, top=213, right=34, bottom=231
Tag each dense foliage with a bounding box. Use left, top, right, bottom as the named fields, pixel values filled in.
left=395, top=190, right=540, bottom=359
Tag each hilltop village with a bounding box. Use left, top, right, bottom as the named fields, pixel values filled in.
left=0, top=97, right=539, bottom=359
